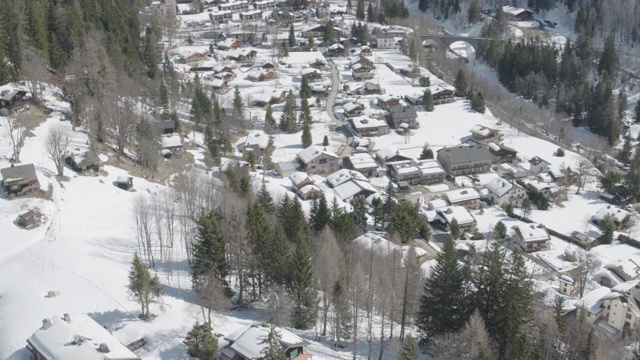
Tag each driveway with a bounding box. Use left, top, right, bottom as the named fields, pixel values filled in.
left=326, top=60, right=354, bottom=157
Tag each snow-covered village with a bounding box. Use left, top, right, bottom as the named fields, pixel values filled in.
left=3, top=0, right=640, bottom=359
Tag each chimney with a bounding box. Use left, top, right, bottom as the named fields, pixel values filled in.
left=63, top=313, right=71, bottom=323
left=98, top=343, right=110, bottom=353
left=42, top=319, right=52, bottom=330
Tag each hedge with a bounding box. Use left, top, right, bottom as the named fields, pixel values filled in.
left=618, top=234, right=640, bottom=249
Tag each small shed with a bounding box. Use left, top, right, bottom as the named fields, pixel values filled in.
left=65, top=150, right=102, bottom=173
left=115, top=176, right=133, bottom=190
left=17, top=209, right=44, bottom=229
left=160, top=134, right=184, bottom=158
left=1, top=163, right=40, bottom=196
left=276, top=161, right=297, bottom=177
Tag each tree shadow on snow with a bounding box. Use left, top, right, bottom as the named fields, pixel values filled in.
left=88, top=309, right=139, bottom=330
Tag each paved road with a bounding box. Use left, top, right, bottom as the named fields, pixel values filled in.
left=326, top=60, right=354, bottom=158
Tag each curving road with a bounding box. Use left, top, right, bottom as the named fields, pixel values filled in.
left=325, top=60, right=354, bottom=158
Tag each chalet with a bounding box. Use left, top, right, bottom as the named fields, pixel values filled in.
left=219, top=323, right=311, bottom=360
left=296, top=145, right=340, bottom=175
left=227, top=48, right=257, bottom=61
left=209, top=10, right=232, bottom=22
left=253, top=0, right=275, bottom=11
left=203, top=77, right=227, bottom=93
left=591, top=205, right=632, bottom=230
left=343, top=102, right=365, bottom=117
left=523, top=179, right=560, bottom=201
left=239, top=133, right=271, bottom=158
left=435, top=206, right=477, bottom=231
left=298, top=184, right=323, bottom=200
left=190, top=58, right=217, bottom=72
left=502, top=6, right=534, bottom=21
left=153, top=120, right=176, bottom=134
left=351, top=63, right=374, bottom=80
left=65, top=150, right=102, bottom=173
left=376, top=33, right=395, bottom=49
left=605, top=260, right=640, bottom=284
left=325, top=43, right=345, bottom=57
left=1, top=164, right=39, bottom=196
left=333, top=178, right=377, bottom=202
left=0, top=87, right=31, bottom=115
left=17, top=209, right=43, bottom=229
left=26, top=314, right=141, bottom=360
left=115, top=176, right=133, bottom=190
left=213, top=64, right=234, bottom=74
left=385, top=105, right=418, bottom=129
left=246, top=69, right=273, bottom=82
left=217, top=38, right=241, bottom=51
left=444, top=188, right=482, bottom=209
left=360, top=46, right=372, bottom=56
left=300, top=67, right=322, bottom=81
left=249, top=89, right=286, bottom=107
left=576, top=282, right=640, bottom=333
left=469, top=125, right=501, bottom=141
left=311, top=85, right=329, bottom=97
left=510, top=224, right=551, bottom=252
left=309, top=58, right=327, bottom=69
left=484, top=177, right=526, bottom=207
left=528, top=156, right=551, bottom=175
left=386, top=159, right=445, bottom=185
left=364, top=82, right=382, bottom=95
left=276, top=161, right=298, bottom=177
left=218, top=1, right=250, bottom=13
left=214, top=71, right=234, bottom=83
left=377, top=94, right=401, bottom=110
left=302, top=24, right=327, bottom=38
left=349, top=55, right=374, bottom=69
left=559, top=275, right=578, bottom=296
left=239, top=9, right=262, bottom=22
left=487, top=142, right=518, bottom=163
left=326, top=169, right=369, bottom=188
left=344, top=153, right=378, bottom=177
left=289, top=171, right=314, bottom=191
left=499, top=163, right=527, bottom=178
left=436, top=145, right=493, bottom=176
left=429, top=85, right=455, bottom=105
left=349, top=117, right=390, bottom=137
left=375, top=148, right=412, bottom=167
left=160, top=134, right=183, bottom=158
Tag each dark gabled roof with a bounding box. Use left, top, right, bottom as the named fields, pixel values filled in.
left=529, top=156, right=550, bottom=166
left=387, top=105, right=417, bottom=120
left=437, top=145, right=493, bottom=165
left=67, top=150, right=101, bottom=169
left=1, top=163, right=37, bottom=184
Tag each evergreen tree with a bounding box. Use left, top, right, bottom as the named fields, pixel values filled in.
left=597, top=214, right=616, bottom=244
left=470, top=92, right=486, bottom=114
left=396, top=335, right=419, bottom=360
left=350, top=197, right=367, bottom=226
left=289, top=238, right=317, bottom=329
left=618, top=89, right=628, bottom=122
left=192, top=211, right=229, bottom=292
left=288, top=24, right=296, bottom=48
left=554, top=296, right=566, bottom=332
left=522, top=197, right=531, bottom=218
left=367, top=3, right=374, bottom=21
left=419, top=144, right=433, bottom=159
left=356, top=0, right=365, bottom=20
left=387, top=200, right=421, bottom=244
left=301, top=122, right=312, bottom=147
left=257, top=183, right=276, bottom=213
left=450, top=218, right=461, bottom=240
left=264, top=224, right=291, bottom=285
left=280, top=93, right=297, bottom=133
left=323, top=135, right=329, bottom=146
left=128, top=252, right=163, bottom=319
left=423, top=89, right=434, bottom=112
left=259, top=324, right=287, bottom=360
left=233, top=85, right=245, bottom=125
left=300, top=76, right=312, bottom=99
left=310, top=195, right=331, bottom=232
left=454, top=69, right=468, bottom=97
left=598, top=35, right=618, bottom=79
left=467, top=0, right=481, bottom=24
left=635, top=99, right=640, bottom=123
left=600, top=170, right=621, bottom=194
left=324, top=20, right=335, bottom=43
left=330, top=201, right=357, bottom=243
left=581, top=330, right=596, bottom=360
left=282, top=40, right=289, bottom=57
left=493, top=221, right=507, bottom=240
left=265, top=104, right=276, bottom=134
left=184, top=322, right=218, bottom=360
left=417, top=235, right=470, bottom=342
left=299, top=97, right=312, bottom=125
left=619, top=135, right=633, bottom=164
left=332, top=279, right=353, bottom=342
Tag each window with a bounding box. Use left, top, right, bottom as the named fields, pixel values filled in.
left=626, top=313, right=632, bottom=320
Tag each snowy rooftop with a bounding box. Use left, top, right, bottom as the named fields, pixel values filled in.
left=512, top=224, right=550, bottom=243
left=326, top=169, right=368, bottom=188
left=289, top=171, right=312, bottom=186
left=347, top=153, right=377, bottom=170
left=299, top=184, right=321, bottom=195
left=593, top=206, right=630, bottom=223
left=224, top=323, right=308, bottom=359
left=576, top=287, right=611, bottom=314
left=27, top=314, right=140, bottom=360
left=375, top=147, right=411, bottom=162
left=297, top=145, right=338, bottom=164
left=243, top=133, right=270, bottom=148
left=351, top=117, right=387, bottom=129
left=160, top=134, right=182, bottom=149
left=437, top=206, right=476, bottom=226
left=427, top=199, right=448, bottom=209
left=444, top=188, right=480, bottom=203
left=333, top=179, right=376, bottom=201
left=470, top=125, right=496, bottom=137
left=485, top=177, right=517, bottom=197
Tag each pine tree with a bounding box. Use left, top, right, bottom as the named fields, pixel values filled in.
left=280, top=93, right=297, bottom=133
left=450, top=218, right=461, bottom=240
left=419, top=144, right=433, bottom=159
left=184, top=322, right=218, bottom=360
left=467, top=0, right=481, bottom=24
left=289, top=238, right=317, bottom=329
left=597, top=214, right=616, bottom=244
left=259, top=324, right=287, bottom=360
left=350, top=197, right=367, bottom=226
left=265, top=224, right=291, bottom=285
left=288, top=24, right=296, bottom=48
left=635, top=99, right=640, bottom=123
left=233, top=85, right=245, bottom=125
left=471, top=92, right=486, bottom=114
left=324, top=20, right=335, bottom=43
left=619, top=135, right=633, bottom=164
left=282, top=40, right=289, bottom=57
left=367, top=3, right=374, bottom=21
left=128, top=252, right=163, bottom=319
left=493, top=221, right=507, bottom=240
left=581, top=330, right=596, bottom=360
left=423, top=90, right=434, bottom=111
left=618, top=89, right=628, bottom=122
left=454, top=69, right=467, bottom=97
left=301, top=122, right=312, bottom=147
left=417, top=235, right=470, bottom=342
left=192, top=211, right=228, bottom=292
left=356, top=0, right=365, bottom=20
left=522, top=197, right=531, bottom=218
left=299, top=97, right=312, bottom=125
left=257, top=183, right=276, bottom=213
left=598, top=35, right=617, bottom=79
left=332, top=279, right=352, bottom=342
left=396, top=335, right=419, bottom=360
left=300, top=76, right=312, bottom=99
left=387, top=200, right=421, bottom=244
left=323, top=135, right=329, bottom=146
left=310, top=195, right=331, bottom=232
left=554, top=296, right=566, bottom=332
left=265, top=104, right=276, bottom=134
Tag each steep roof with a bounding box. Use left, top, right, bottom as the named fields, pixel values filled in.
left=512, top=224, right=550, bottom=243
left=485, top=177, right=519, bottom=198
left=297, top=145, right=338, bottom=164
left=1, top=163, right=37, bottom=184
left=225, top=324, right=309, bottom=359
left=387, top=105, right=417, bottom=120
left=437, top=145, right=492, bottom=165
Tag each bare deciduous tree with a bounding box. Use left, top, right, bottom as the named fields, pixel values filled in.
left=107, top=95, right=137, bottom=156
left=45, top=125, right=72, bottom=176
left=195, top=272, right=231, bottom=327
left=3, top=116, right=26, bottom=162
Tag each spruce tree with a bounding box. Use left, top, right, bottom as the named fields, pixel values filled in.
left=332, top=279, right=352, bottom=342
left=581, top=330, right=596, bottom=360
left=265, top=224, right=291, bottom=285
left=597, top=214, right=616, bottom=244
left=233, top=85, right=245, bottom=125
left=423, top=89, right=434, bottom=112
left=257, top=183, right=276, bottom=213
left=554, top=296, right=566, bottom=332
left=289, top=237, right=317, bottom=329
left=635, top=99, right=640, bottom=123
left=387, top=200, right=421, bottom=244
left=184, top=322, right=218, bottom=360
left=419, top=144, right=433, bottom=159
left=356, top=0, right=365, bottom=20
left=597, top=35, right=617, bottom=79
left=350, top=197, right=367, bottom=226
left=265, top=104, right=276, bottom=134
left=128, top=252, right=163, bottom=319
left=259, top=324, right=287, bottom=360
left=192, top=211, right=228, bottom=292
left=396, top=335, right=419, bottom=360
left=619, top=135, right=633, bottom=164
left=310, top=195, right=331, bottom=232
left=300, top=76, right=312, bottom=99
left=323, top=135, right=329, bottom=146
left=299, top=97, right=312, bottom=125
left=301, top=122, right=312, bottom=147
left=454, top=69, right=467, bottom=97
left=450, top=218, right=461, bottom=240
left=280, top=93, right=296, bottom=133
left=324, top=20, right=335, bottom=43
left=288, top=24, right=296, bottom=48
left=417, top=235, right=470, bottom=342
left=471, top=92, right=486, bottom=114
left=493, top=221, right=507, bottom=240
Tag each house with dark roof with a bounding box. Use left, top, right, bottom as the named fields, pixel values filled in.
left=385, top=105, right=418, bottom=129
left=528, top=156, right=551, bottom=175
left=219, top=323, right=311, bottom=360
left=436, top=145, right=493, bottom=176
left=0, top=87, right=31, bottom=115
left=1, top=163, right=39, bottom=196
left=487, top=142, right=518, bottom=163
left=302, top=24, right=327, bottom=38
left=66, top=150, right=102, bottom=173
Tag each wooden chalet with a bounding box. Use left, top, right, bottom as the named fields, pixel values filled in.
left=220, top=323, right=311, bottom=360
left=1, top=164, right=39, bottom=196
left=0, top=88, right=31, bottom=115
left=487, top=142, right=518, bottom=163
left=65, top=150, right=102, bottom=173
left=300, top=68, right=322, bottom=81
left=364, top=82, right=382, bottom=94
left=115, top=176, right=133, bottom=190
left=377, top=94, right=401, bottom=110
